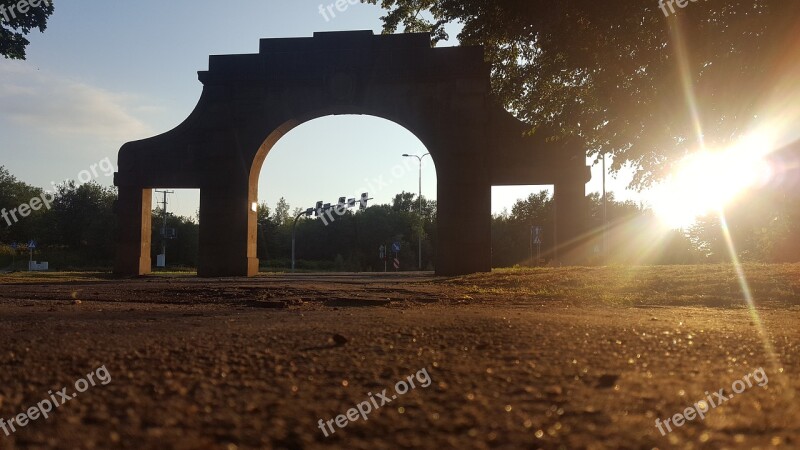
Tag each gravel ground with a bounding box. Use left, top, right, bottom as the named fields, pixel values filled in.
left=0, top=273, right=798, bottom=449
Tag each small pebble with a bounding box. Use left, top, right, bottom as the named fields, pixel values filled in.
left=332, top=334, right=348, bottom=346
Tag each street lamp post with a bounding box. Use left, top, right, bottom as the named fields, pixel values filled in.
left=291, top=206, right=316, bottom=273
left=602, top=153, right=608, bottom=262
left=402, top=153, right=430, bottom=270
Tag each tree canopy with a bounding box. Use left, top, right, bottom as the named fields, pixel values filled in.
left=367, top=0, right=800, bottom=188
left=0, top=0, right=54, bottom=59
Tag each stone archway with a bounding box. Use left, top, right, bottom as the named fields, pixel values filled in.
left=114, top=31, right=591, bottom=277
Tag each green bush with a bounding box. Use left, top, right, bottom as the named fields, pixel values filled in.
left=0, top=245, right=13, bottom=268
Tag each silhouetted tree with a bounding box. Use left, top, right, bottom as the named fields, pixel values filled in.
left=149, top=209, right=199, bottom=268
left=44, top=181, right=117, bottom=263
left=0, top=166, right=46, bottom=243
left=4, top=163, right=800, bottom=270
left=687, top=214, right=727, bottom=262
left=391, top=192, right=417, bottom=213
left=368, top=0, right=800, bottom=188
left=273, top=197, right=291, bottom=226
left=491, top=191, right=554, bottom=267
left=0, top=0, right=55, bottom=59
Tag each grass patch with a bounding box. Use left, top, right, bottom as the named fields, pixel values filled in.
left=442, top=263, right=800, bottom=308
left=0, top=271, right=115, bottom=284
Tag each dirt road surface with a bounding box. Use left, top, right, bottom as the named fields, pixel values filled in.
left=0, top=271, right=798, bottom=449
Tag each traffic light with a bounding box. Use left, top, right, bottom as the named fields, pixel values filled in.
left=304, top=208, right=314, bottom=217
left=360, top=193, right=369, bottom=210
left=338, top=197, right=346, bottom=208
left=315, top=201, right=323, bottom=216
left=347, top=198, right=356, bottom=208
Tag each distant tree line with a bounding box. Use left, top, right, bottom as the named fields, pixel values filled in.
left=496, top=187, right=800, bottom=266
left=255, top=192, right=436, bottom=271
left=0, top=166, right=438, bottom=271
left=686, top=189, right=800, bottom=263
left=2, top=165, right=799, bottom=271
left=492, top=191, right=700, bottom=266
left=1, top=166, right=116, bottom=269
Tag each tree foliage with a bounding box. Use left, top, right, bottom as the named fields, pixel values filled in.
left=0, top=0, right=55, bottom=59
left=367, top=0, right=800, bottom=188
left=46, top=181, right=117, bottom=257
left=273, top=197, right=291, bottom=226
left=0, top=165, right=45, bottom=243
left=150, top=209, right=199, bottom=268
left=259, top=191, right=437, bottom=271
left=491, top=191, right=554, bottom=267
left=687, top=188, right=800, bottom=263
left=3, top=165, right=800, bottom=271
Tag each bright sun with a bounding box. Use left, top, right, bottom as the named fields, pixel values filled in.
left=651, top=134, right=774, bottom=229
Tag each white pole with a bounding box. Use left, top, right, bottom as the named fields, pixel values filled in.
left=602, top=153, right=607, bottom=262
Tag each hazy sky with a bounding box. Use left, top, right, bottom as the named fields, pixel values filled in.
left=0, top=0, right=640, bottom=219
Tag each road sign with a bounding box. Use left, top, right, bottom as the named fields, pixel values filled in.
left=532, top=226, right=543, bottom=245
left=379, top=245, right=386, bottom=259
left=392, top=242, right=401, bottom=253
left=531, top=226, right=543, bottom=263
left=393, top=258, right=400, bottom=270
left=10, top=242, right=18, bottom=250
left=28, top=240, right=37, bottom=249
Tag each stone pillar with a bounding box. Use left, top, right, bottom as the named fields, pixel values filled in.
left=198, top=183, right=258, bottom=277
left=436, top=158, right=492, bottom=276
left=553, top=166, right=591, bottom=265
left=114, top=187, right=152, bottom=276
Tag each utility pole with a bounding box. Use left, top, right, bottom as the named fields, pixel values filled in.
left=155, top=190, right=174, bottom=267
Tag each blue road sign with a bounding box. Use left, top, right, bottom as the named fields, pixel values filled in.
left=10, top=242, right=18, bottom=250
left=392, top=242, right=401, bottom=253
left=28, top=240, right=36, bottom=249
left=532, top=226, right=543, bottom=244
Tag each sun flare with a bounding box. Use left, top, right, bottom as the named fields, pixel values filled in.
left=652, top=134, right=774, bottom=229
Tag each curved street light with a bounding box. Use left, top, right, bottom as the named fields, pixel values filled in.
left=402, top=153, right=430, bottom=270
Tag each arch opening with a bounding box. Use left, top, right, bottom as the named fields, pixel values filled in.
left=491, top=185, right=555, bottom=267
left=149, top=189, right=200, bottom=271
left=248, top=114, right=438, bottom=272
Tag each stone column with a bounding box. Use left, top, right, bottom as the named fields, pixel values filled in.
left=198, top=182, right=258, bottom=277
left=553, top=164, right=591, bottom=265
left=114, top=187, right=152, bottom=276
left=435, top=155, right=492, bottom=276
